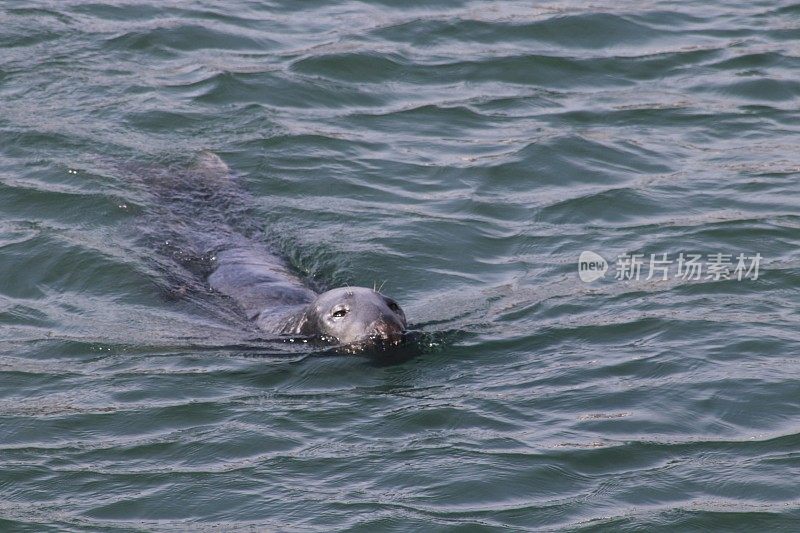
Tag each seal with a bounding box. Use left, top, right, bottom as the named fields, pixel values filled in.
left=208, top=246, right=407, bottom=348
left=152, top=152, right=407, bottom=350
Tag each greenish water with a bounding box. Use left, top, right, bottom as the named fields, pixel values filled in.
left=2, top=1, right=800, bottom=531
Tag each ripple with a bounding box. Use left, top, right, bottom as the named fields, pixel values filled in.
left=106, top=23, right=278, bottom=53
left=369, top=12, right=677, bottom=49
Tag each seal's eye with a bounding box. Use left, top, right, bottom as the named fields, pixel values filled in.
left=331, top=307, right=348, bottom=318
left=387, top=301, right=401, bottom=313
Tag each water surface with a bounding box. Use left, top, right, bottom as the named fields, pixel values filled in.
left=1, top=0, right=800, bottom=530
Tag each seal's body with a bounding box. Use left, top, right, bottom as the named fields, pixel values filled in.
left=153, top=153, right=407, bottom=349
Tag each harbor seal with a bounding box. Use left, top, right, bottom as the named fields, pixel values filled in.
left=149, top=152, right=408, bottom=351
left=208, top=246, right=407, bottom=349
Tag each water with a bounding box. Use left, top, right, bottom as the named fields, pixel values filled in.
left=2, top=1, right=799, bottom=530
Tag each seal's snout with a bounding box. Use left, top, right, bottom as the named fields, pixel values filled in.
left=370, top=317, right=405, bottom=341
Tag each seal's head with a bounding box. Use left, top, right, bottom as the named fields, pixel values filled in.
left=297, top=287, right=407, bottom=349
